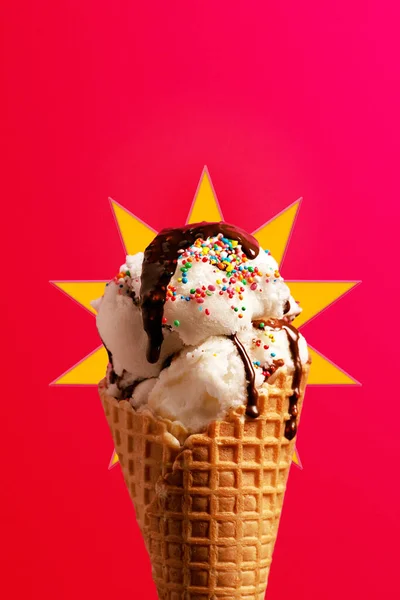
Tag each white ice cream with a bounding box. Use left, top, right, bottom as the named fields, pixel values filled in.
left=96, top=280, right=182, bottom=381
left=136, top=337, right=246, bottom=432
left=129, top=329, right=308, bottom=433
left=118, top=249, right=300, bottom=346
left=93, top=229, right=308, bottom=432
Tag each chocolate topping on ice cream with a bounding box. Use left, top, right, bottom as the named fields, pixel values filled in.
left=230, top=333, right=259, bottom=418
left=252, top=319, right=302, bottom=439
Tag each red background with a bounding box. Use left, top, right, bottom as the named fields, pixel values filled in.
left=1, top=2, right=399, bottom=598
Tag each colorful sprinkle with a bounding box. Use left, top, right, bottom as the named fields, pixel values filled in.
left=156, top=232, right=269, bottom=314
left=173, top=320, right=180, bottom=327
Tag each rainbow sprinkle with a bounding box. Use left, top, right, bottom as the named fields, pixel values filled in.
left=113, top=234, right=281, bottom=325
left=161, top=234, right=275, bottom=320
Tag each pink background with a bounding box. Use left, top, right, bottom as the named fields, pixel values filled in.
left=1, top=2, right=399, bottom=598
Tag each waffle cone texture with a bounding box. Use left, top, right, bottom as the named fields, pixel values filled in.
left=99, top=363, right=309, bottom=600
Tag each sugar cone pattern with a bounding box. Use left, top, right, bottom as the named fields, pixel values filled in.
left=100, top=364, right=309, bottom=600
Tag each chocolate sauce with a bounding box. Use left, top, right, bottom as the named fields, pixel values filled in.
left=252, top=318, right=303, bottom=440
left=285, top=394, right=298, bottom=441
left=109, top=369, right=118, bottom=385
left=140, top=222, right=259, bottom=363
left=111, top=369, right=141, bottom=399
left=102, top=340, right=113, bottom=365
left=128, top=289, right=139, bottom=306
left=120, top=380, right=140, bottom=399
left=230, top=334, right=259, bottom=418
left=101, top=339, right=139, bottom=396
left=161, top=352, right=177, bottom=371
left=283, top=299, right=290, bottom=315
left=101, top=340, right=118, bottom=384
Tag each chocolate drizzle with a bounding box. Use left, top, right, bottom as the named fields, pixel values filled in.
left=102, top=340, right=113, bottom=365
left=140, top=222, right=259, bottom=363
left=230, top=334, right=259, bottom=418
left=101, top=339, right=118, bottom=384
left=161, top=353, right=175, bottom=371
left=109, top=369, right=118, bottom=385
left=283, top=299, right=291, bottom=315
left=128, top=289, right=139, bottom=306
left=101, top=338, right=139, bottom=397
left=252, top=318, right=303, bottom=440
left=119, top=380, right=140, bottom=399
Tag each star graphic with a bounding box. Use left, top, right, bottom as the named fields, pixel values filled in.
left=51, top=167, right=360, bottom=469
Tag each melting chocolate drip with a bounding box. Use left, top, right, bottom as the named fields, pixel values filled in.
left=128, top=289, right=139, bottom=306
left=283, top=299, right=291, bottom=315
left=101, top=339, right=118, bottom=384
left=101, top=338, right=139, bottom=396
left=109, top=369, right=118, bottom=385
left=110, top=367, right=142, bottom=399
left=102, top=340, right=113, bottom=364
left=252, top=318, right=303, bottom=440
left=285, top=394, right=299, bottom=441
left=230, top=334, right=259, bottom=418
left=119, top=380, right=140, bottom=399
left=140, top=222, right=259, bottom=363
left=161, top=353, right=175, bottom=371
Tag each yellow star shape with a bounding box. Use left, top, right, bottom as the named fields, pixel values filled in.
left=51, top=167, right=360, bottom=469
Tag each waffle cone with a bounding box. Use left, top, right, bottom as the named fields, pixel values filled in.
left=99, top=363, right=309, bottom=600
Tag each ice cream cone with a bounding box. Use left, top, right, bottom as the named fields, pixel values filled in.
left=99, top=362, right=309, bottom=600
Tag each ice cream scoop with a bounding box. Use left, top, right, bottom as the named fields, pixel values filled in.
left=131, top=326, right=308, bottom=434
left=93, top=221, right=307, bottom=434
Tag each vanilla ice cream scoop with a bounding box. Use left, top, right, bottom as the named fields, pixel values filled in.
left=130, top=327, right=308, bottom=433
left=93, top=221, right=309, bottom=437
left=95, top=280, right=183, bottom=383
